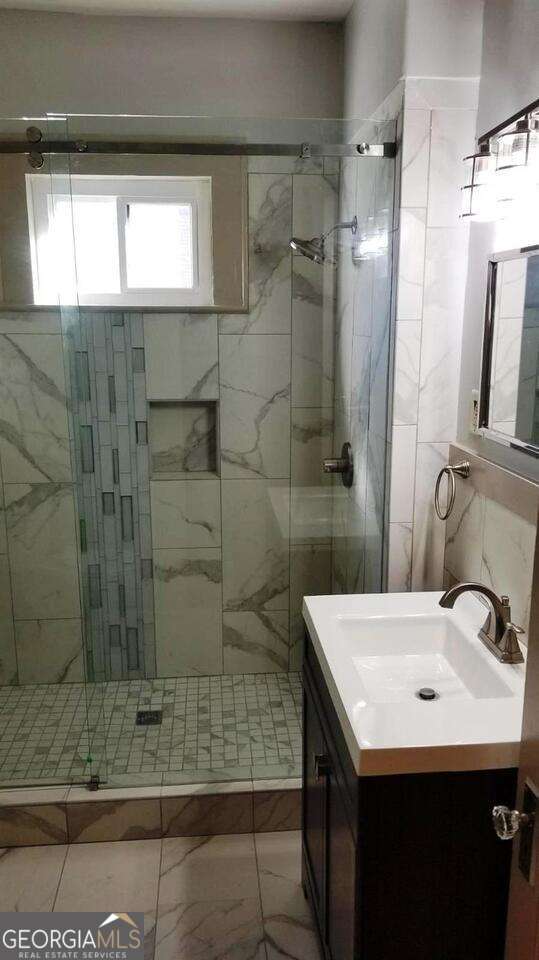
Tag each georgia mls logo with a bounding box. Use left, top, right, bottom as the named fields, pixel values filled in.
left=0, top=911, right=144, bottom=960
left=100, top=914, right=139, bottom=932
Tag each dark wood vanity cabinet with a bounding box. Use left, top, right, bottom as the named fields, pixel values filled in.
left=302, top=631, right=518, bottom=960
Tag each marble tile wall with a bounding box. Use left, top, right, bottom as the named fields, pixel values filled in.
left=444, top=453, right=536, bottom=637
left=388, top=77, right=480, bottom=591
left=147, top=160, right=339, bottom=677
left=0, top=311, right=83, bottom=686
left=144, top=314, right=219, bottom=402
left=0, top=785, right=301, bottom=846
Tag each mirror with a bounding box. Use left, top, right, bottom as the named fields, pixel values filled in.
left=479, top=246, right=539, bottom=455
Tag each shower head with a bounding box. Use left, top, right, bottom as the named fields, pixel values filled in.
left=289, top=235, right=326, bottom=264
left=289, top=216, right=357, bottom=265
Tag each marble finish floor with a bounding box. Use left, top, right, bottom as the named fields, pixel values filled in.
left=0, top=673, right=302, bottom=787
left=0, top=830, right=320, bottom=960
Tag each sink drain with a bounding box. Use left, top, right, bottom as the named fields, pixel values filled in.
left=416, top=687, right=438, bottom=701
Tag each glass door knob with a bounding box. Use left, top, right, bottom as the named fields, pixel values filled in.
left=492, top=804, right=532, bottom=840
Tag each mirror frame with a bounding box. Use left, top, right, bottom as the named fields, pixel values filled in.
left=479, top=243, right=539, bottom=460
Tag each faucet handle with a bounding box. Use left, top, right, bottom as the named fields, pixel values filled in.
left=498, top=621, right=525, bottom=664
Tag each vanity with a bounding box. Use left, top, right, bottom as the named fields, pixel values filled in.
left=301, top=591, right=526, bottom=960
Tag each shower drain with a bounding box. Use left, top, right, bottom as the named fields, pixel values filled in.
left=416, top=687, right=439, bottom=701
left=136, top=709, right=162, bottom=725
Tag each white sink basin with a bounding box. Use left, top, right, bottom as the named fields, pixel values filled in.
left=303, top=591, right=526, bottom=776
left=341, top=613, right=513, bottom=702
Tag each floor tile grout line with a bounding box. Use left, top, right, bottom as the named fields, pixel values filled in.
left=252, top=828, right=270, bottom=960
left=51, top=841, right=71, bottom=912
left=152, top=837, right=165, bottom=959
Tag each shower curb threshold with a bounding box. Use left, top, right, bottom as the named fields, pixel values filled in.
left=0, top=777, right=302, bottom=847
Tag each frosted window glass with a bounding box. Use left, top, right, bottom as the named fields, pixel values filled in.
left=53, top=197, right=121, bottom=295
left=125, top=202, right=194, bottom=289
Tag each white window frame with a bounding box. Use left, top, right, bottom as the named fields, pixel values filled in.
left=26, top=174, right=214, bottom=307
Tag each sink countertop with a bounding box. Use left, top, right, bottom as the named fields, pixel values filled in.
left=303, top=591, right=526, bottom=777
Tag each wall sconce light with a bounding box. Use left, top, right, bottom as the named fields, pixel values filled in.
left=461, top=143, right=495, bottom=220
left=494, top=113, right=539, bottom=171
left=461, top=101, right=539, bottom=220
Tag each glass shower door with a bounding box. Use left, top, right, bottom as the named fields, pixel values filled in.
left=331, top=119, right=396, bottom=596
left=0, top=110, right=397, bottom=790
left=53, top=112, right=396, bottom=789
left=50, top=144, right=111, bottom=788
left=0, top=115, right=107, bottom=787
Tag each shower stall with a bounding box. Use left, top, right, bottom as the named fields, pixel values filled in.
left=0, top=113, right=396, bottom=790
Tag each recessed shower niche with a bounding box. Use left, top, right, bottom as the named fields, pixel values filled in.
left=149, top=400, right=218, bottom=478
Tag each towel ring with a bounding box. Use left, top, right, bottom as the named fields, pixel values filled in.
left=434, top=461, right=470, bottom=520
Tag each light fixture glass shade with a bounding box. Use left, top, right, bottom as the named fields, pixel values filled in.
left=462, top=108, right=539, bottom=221
left=495, top=116, right=538, bottom=170
left=461, top=182, right=496, bottom=221
left=461, top=184, right=473, bottom=217
left=463, top=154, right=474, bottom=188
left=475, top=152, right=493, bottom=184
left=461, top=146, right=495, bottom=220
left=464, top=147, right=493, bottom=184
left=496, top=130, right=527, bottom=168
left=495, top=155, right=537, bottom=205
left=528, top=120, right=539, bottom=165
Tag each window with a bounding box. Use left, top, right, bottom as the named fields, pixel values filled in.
left=26, top=174, right=213, bottom=307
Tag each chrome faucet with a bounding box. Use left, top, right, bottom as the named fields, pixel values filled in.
left=439, top=582, right=525, bottom=664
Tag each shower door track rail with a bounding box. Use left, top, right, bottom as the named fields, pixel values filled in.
left=0, top=134, right=397, bottom=162
left=0, top=775, right=106, bottom=792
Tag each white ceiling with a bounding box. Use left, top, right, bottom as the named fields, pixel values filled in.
left=0, top=0, right=352, bottom=18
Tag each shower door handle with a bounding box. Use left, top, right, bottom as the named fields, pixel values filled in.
left=323, top=442, right=353, bottom=488
left=314, top=753, right=331, bottom=782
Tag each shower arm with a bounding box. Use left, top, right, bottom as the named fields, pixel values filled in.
left=320, top=216, right=358, bottom=245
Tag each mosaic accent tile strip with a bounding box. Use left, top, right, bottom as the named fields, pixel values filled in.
left=62, top=310, right=155, bottom=681
left=0, top=673, right=302, bottom=785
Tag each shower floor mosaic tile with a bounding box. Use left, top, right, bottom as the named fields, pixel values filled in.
left=0, top=672, right=302, bottom=786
